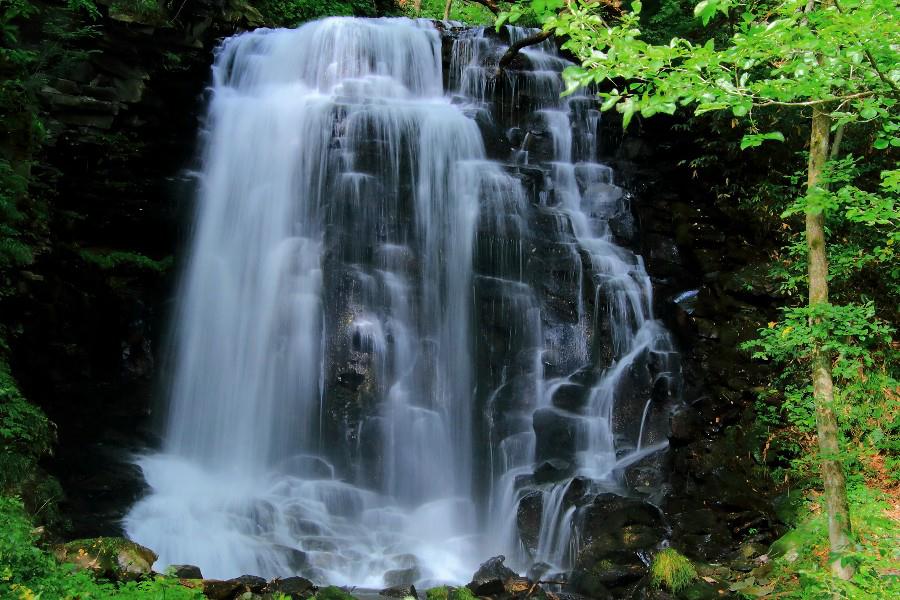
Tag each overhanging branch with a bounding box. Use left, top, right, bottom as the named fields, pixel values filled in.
left=498, top=29, right=554, bottom=69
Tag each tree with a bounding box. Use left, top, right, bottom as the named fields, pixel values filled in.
left=543, top=0, right=899, bottom=579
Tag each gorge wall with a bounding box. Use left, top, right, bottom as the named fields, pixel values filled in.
left=14, top=7, right=784, bottom=598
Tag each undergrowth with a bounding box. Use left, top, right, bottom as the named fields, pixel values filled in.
left=0, top=497, right=204, bottom=599
left=732, top=485, right=900, bottom=599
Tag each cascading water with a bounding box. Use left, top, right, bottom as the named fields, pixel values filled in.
left=125, top=17, right=681, bottom=587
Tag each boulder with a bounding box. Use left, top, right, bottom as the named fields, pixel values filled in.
left=568, top=570, right=613, bottom=599
left=268, top=576, right=317, bottom=599
left=53, top=537, right=156, bottom=581
left=380, top=584, right=418, bottom=599
left=230, top=574, right=267, bottom=593
left=384, top=566, right=421, bottom=587
left=467, top=555, right=517, bottom=596
left=170, top=564, right=203, bottom=579
left=202, top=579, right=244, bottom=600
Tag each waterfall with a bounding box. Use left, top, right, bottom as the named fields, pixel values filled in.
left=125, top=17, right=680, bottom=587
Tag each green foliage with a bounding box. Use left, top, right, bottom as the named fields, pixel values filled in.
left=257, top=0, right=377, bottom=27
left=0, top=360, right=54, bottom=494
left=451, top=587, right=477, bottom=600
left=403, top=0, right=495, bottom=23
left=426, top=587, right=450, bottom=600
left=424, top=586, right=476, bottom=600
left=650, top=548, right=698, bottom=593
left=746, top=486, right=900, bottom=598
left=79, top=249, right=173, bottom=274
left=551, top=0, right=899, bottom=134
left=0, top=496, right=204, bottom=599
left=496, top=0, right=564, bottom=28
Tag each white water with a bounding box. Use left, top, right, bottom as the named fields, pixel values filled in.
left=125, top=18, right=680, bottom=586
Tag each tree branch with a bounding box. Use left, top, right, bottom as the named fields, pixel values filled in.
left=498, top=29, right=554, bottom=69
left=833, top=0, right=900, bottom=94
left=468, top=0, right=500, bottom=14
left=756, top=91, right=877, bottom=106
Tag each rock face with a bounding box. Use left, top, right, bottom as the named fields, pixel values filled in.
left=12, top=2, right=259, bottom=538
left=53, top=537, right=157, bottom=580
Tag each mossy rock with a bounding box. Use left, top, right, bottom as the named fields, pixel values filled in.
left=53, top=536, right=157, bottom=580
left=768, top=525, right=819, bottom=563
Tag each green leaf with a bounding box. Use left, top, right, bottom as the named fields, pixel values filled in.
left=601, top=94, right=621, bottom=111
left=740, top=131, right=785, bottom=150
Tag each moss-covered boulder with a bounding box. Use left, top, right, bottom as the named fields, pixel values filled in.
left=53, top=536, right=156, bottom=580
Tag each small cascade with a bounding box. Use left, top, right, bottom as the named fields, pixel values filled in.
left=450, top=25, right=682, bottom=573
left=125, top=17, right=681, bottom=587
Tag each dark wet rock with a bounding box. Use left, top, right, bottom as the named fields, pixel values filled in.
left=622, top=451, right=670, bottom=494
left=230, top=575, right=267, bottom=593
left=668, top=407, right=702, bottom=445
left=533, top=408, right=578, bottom=463
left=267, top=576, right=317, bottom=599
left=384, top=566, right=421, bottom=587
left=551, top=382, right=587, bottom=412
left=202, top=579, right=244, bottom=600
left=526, top=561, right=552, bottom=582
left=568, top=570, right=613, bottom=599
left=562, top=476, right=590, bottom=507
left=380, top=584, right=418, bottom=598
left=274, top=545, right=309, bottom=571
left=468, top=555, right=517, bottom=596
left=171, top=564, right=203, bottom=579
left=517, top=491, right=543, bottom=555
left=579, top=550, right=647, bottom=588
left=581, top=494, right=665, bottom=542
left=533, top=458, right=574, bottom=484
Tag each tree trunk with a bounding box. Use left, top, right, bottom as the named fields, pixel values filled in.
left=806, top=104, right=854, bottom=580
left=444, top=0, right=453, bottom=20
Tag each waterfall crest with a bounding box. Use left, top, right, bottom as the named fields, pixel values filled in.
left=125, top=17, right=680, bottom=587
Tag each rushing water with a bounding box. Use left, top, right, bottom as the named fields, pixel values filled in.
left=124, top=17, right=680, bottom=586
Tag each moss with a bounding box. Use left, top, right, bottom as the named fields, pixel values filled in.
left=425, top=587, right=475, bottom=600
left=314, top=585, right=358, bottom=600
left=650, top=548, right=698, bottom=594
left=451, top=587, right=477, bottom=600
left=426, top=587, right=449, bottom=600
left=55, top=537, right=157, bottom=580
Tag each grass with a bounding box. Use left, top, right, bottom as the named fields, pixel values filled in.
left=650, top=548, right=698, bottom=593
